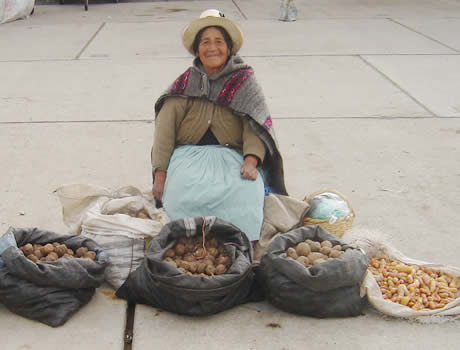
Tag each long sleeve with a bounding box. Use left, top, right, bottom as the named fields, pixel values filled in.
left=151, top=97, right=188, bottom=172
left=242, top=117, right=266, bottom=164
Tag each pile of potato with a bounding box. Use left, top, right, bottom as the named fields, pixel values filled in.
left=286, top=239, right=346, bottom=267
left=163, top=237, right=232, bottom=277
left=368, top=256, right=459, bottom=311
left=19, top=242, right=96, bottom=263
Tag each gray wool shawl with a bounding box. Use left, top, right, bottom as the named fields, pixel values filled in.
left=154, top=55, right=287, bottom=195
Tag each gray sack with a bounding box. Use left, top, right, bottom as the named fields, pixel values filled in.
left=116, top=216, right=255, bottom=316
left=260, top=225, right=369, bottom=318
left=0, top=227, right=107, bottom=327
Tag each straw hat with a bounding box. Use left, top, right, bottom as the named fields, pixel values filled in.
left=182, top=9, right=244, bottom=55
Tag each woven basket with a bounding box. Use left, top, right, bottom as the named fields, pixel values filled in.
left=303, top=189, right=355, bottom=238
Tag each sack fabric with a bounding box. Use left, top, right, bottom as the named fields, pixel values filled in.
left=0, top=227, right=107, bottom=327
left=162, top=145, right=264, bottom=241
left=116, top=216, right=255, bottom=316
left=260, top=225, right=369, bottom=318
left=356, top=239, right=460, bottom=317
left=55, top=184, right=169, bottom=289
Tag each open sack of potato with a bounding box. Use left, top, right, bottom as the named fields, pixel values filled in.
left=260, top=225, right=369, bottom=318
left=55, top=184, right=169, bottom=289
left=356, top=239, right=460, bottom=318
left=0, top=227, right=108, bottom=327
left=116, top=216, right=256, bottom=316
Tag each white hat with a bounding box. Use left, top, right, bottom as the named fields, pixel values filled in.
left=182, top=9, right=244, bottom=55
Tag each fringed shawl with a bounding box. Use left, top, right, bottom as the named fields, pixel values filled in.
left=154, top=55, right=287, bottom=195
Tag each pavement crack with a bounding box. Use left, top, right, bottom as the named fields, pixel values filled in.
left=232, top=0, right=247, bottom=20
left=75, top=22, right=106, bottom=60
left=358, top=55, right=438, bottom=117
left=388, top=18, right=460, bottom=54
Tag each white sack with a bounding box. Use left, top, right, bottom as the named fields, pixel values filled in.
left=55, top=184, right=169, bottom=289
left=0, top=0, right=34, bottom=24
left=356, top=238, right=460, bottom=317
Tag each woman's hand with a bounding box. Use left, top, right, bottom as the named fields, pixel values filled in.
left=152, top=170, right=167, bottom=200
left=240, top=155, right=259, bottom=180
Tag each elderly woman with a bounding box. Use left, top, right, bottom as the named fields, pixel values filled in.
left=151, top=9, right=287, bottom=241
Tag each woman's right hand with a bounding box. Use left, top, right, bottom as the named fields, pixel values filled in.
left=152, top=170, right=167, bottom=200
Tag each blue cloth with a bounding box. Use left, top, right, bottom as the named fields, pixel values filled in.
left=163, top=145, right=264, bottom=241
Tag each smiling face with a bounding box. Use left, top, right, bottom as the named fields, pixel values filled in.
left=196, top=27, right=231, bottom=76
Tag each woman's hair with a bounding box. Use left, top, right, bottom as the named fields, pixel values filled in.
left=192, top=26, right=233, bottom=55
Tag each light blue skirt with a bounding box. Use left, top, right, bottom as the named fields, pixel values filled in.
left=163, top=145, right=264, bottom=241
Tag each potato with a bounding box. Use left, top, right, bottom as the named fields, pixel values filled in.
left=55, top=245, right=68, bottom=257
left=27, top=254, right=39, bottom=263
left=216, top=255, right=231, bottom=266
left=21, top=243, right=34, bottom=256
left=319, top=246, right=331, bottom=256
left=207, top=247, right=218, bottom=257
left=184, top=254, right=195, bottom=262
left=52, top=242, right=60, bottom=247
left=165, top=249, right=175, bottom=258
left=33, top=249, right=43, bottom=259
left=193, top=247, right=206, bottom=258
left=206, top=238, right=219, bottom=249
left=286, top=247, right=298, bottom=259
left=178, top=267, right=187, bottom=274
left=165, top=257, right=176, bottom=267
left=197, top=262, right=207, bottom=274
left=308, top=252, right=326, bottom=261
left=76, top=247, right=88, bottom=257
left=295, top=243, right=311, bottom=257
left=332, top=245, right=342, bottom=251
left=205, top=265, right=216, bottom=276
left=45, top=252, right=58, bottom=262
left=84, top=251, right=97, bottom=260
left=174, top=243, right=185, bottom=256
left=188, top=262, right=198, bottom=273
left=67, top=248, right=75, bottom=256
left=329, top=249, right=342, bottom=258
left=42, top=243, right=55, bottom=255
left=184, top=241, right=195, bottom=253
left=296, top=256, right=310, bottom=267
left=215, top=264, right=227, bottom=275
left=311, top=258, right=327, bottom=266
left=321, top=240, right=333, bottom=248
left=309, top=241, right=321, bottom=252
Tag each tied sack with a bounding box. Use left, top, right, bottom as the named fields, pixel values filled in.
left=0, top=227, right=107, bottom=327
left=116, top=216, right=255, bottom=316
left=54, top=184, right=169, bottom=289
left=260, top=225, right=369, bottom=318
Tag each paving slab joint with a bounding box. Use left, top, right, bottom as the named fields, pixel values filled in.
left=358, top=55, right=438, bottom=117
left=75, top=22, right=106, bottom=60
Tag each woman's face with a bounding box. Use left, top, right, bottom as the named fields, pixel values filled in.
left=196, top=27, right=230, bottom=76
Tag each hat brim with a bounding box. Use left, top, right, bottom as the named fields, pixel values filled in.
left=182, top=17, right=243, bottom=56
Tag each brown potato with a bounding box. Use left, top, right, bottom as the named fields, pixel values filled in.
left=215, top=264, right=227, bottom=275
left=21, top=243, right=34, bottom=256
left=174, top=243, right=185, bottom=256
left=332, top=245, right=342, bottom=251
left=311, top=258, right=327, bottom=266
left=55, top=245, right=68, bottom=257
left=197, top=262, right=207, bottom=274
left=205, top=265, right=216, bottom=276
left=207, top=247, right=218, bottom=257
left=296, top=256, right=310, bottom=267
left=27, top=254, right=39, bottom=263
left=33, top=249, right=43, bottom=259
left=67, top=248, right=75, bottom=256
left=320, top=246, right=331, bottom=256
left=295, top=243, right=311, bottom=257
left=52, top=242, right=60, bottom=247
left=45, top=252, right=59, bottom=262
left=76, top=247, right=88, bottom=257
left=320, top=240, right=333, bottom=248
left=286, top=247, right=298, bottom=259
left=42, top=243, right=55, bottom=255
left=84, top=251, right=97, bottom=260
left=309, top=241, right=321, bottom=252
left=308, top=252, right=326, bottom=261
left=329, top=249, right=342, bottom=258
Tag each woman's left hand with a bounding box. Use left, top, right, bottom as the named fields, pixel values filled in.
left=240, top=155, right=259, bottom=180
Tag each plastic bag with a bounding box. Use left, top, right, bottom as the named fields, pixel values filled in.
left=308, top=191, right=351, bottom=223
left=0, top=0, right=34, bottom=24
left=0, top=227, right=107, bottom=327
left=116, top=216, right=256, bottom=316
left=54, top=184, right=169, bottom=289
left=260, top=225, right=369, bottom=318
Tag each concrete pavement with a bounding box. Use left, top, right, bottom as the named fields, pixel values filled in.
left=1, top=1, right=459, bottom=349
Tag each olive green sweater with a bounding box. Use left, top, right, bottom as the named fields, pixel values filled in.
left=151, top=96, right=266, bottom=172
